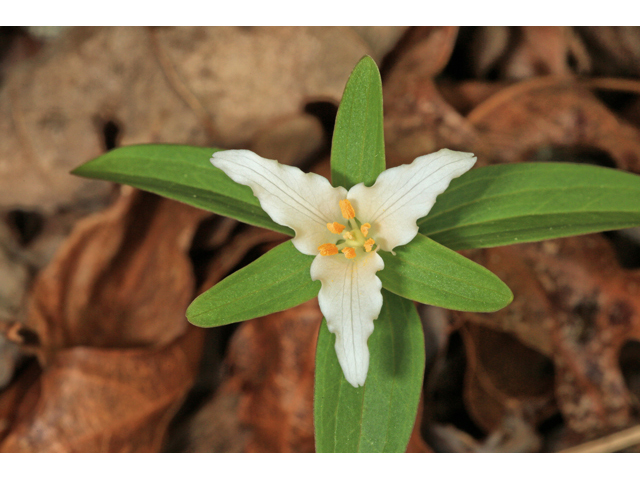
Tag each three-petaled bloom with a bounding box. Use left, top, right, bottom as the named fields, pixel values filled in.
left=211, top=149, right=476, bottom=387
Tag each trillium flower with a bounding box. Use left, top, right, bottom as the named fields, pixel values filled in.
left=211, top=148, right=476, bottom=387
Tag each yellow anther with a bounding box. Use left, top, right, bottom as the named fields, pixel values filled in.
left=343, top=231, right=354, bottom=240
left=339, top=199, right=355, bottom=219
left=327, top=222, right=345, bottom=234
left=318, top=243, right=339, bottom=256
left=364, top=238, right=375, bottom=252
left=343, top=247, right=356, bottom=259
left=360, top=223, right=371, bottom=237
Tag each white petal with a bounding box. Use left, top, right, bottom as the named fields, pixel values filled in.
left=310, top=252, right=384, bottom=387
left=348, top=149, right=476, bottom=252
left=212, top=150, right=347, bottom=255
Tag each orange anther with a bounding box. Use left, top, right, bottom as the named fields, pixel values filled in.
left=339, top=199, right=355, bottom=219
left=343, top=247, right=356, bottom=259
left=360, top=223, right=371, bottom=237
left=364, top=238, right=375, bottom=252
left=318, top=243, right=339, bottom=256
left=327, top=222, right=346, bottom=234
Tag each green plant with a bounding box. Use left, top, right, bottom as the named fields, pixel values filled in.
left=73, top=56, right=640, bottom=452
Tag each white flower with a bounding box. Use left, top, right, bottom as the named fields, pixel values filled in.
left=211, top=149, right=476, bottom=387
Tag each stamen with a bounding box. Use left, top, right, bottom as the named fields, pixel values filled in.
left=339, top=199, right=355, bottom=219
left=318, top=243, right=339, bottom=256
left=327, top=222, right=345, bottom=234
left=343, top=231, right=354, bottom=240
left=364, top=238, right=375, bottom=252
left=343, top=247, right=356, bottom=259
left=360, top=223, right=371, bottom=237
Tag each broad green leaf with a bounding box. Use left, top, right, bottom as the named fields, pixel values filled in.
left=419, top=162, right=640, bottom=250
left=378, top=234, right=512, bottom=312
left=314, top=290, right=425, bottom=453
left=330, top=56, right=385, bottom=190
left=187, top=241, right=318, bottom=327
left=73, top=144, right=292, bottom=235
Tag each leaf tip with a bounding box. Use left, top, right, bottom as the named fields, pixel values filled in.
left=70, top=162, right=90, bottom=177
left=487, top=283, right=515, bottom=313
left=185, top=299, right=208, bottom=327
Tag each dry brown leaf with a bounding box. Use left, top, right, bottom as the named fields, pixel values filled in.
left=576, top=27, right=640, bottom=77
left=0, top=362, right=39, bottom=444
left=199, top=227, right=289, bottom=290
left=454, top=27, right=590, bottom=80
left=183, top=299, right=321, bottom=453
left=503, top=27, right=589, bottom=79
left=0, top=326, right=203, bottom=452
left=383, top=27, right=479, bottom=165
left=24, top=188, right=208, bottom=361
left=459, top=234, right=640, bottom=441
left=249, top=112, right=325, bottom=167
left=466, top=26, right=511, bottom=78
left=460, top=323, right=556, bottom=433
left=467, top=78, right=640, bottom=171
left=424, top=413, right=541, bottom=453
left=437, top=80, right=509, bottom=117
left=352, top=27, right=409, bottom=62
left=385, top=26, right=459, bottom=79
left=0, top=26, right=404, bottom=211
left=488, top=27, right=588, bottom=80
left=229, top=300, right=320, bottom=453
left=0, top=186, right=209, bottom=451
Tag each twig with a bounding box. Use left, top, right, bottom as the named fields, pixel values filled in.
left=561, top=425, right=640, bottom=453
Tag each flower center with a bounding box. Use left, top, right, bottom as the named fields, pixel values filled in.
left=318, top=199, right=376, bottom=259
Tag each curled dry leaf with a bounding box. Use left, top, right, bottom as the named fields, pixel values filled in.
left=383, top=27, right=480, bottom=164
left=500, top=27, right=589, bottom=79
left=25, top=188, right=208, bottom=360
left=467, top=27, right=590, bottom=80
left=467, top=78, right=640, bottom=171
left=0, top=188, right=208, bottom=451
left=437, top=80, right=509, bottom=117
left=459, top=234, right=640, bottom=441
left=0, top=26, right=405, bottom=211
left=460, top=323, right=556, bottom=433
left=385, top=26, right=460, bottom=79
left=0, top=327, right=203, bottom=452
left=184, top=299, right=321, bottom=453
left=576, top=27, right=640, bottom=77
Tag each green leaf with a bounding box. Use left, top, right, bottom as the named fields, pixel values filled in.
left=187, top=241, right=318, bottom=327
left=378, top=233, right=513, bottom=312
left=330, top=55, right=385, bottom=189
left=72, top=144, right=292, bottom=235
left=314, top=290, right=425, bottom=452
left=419, top=162, right=640, bottom=250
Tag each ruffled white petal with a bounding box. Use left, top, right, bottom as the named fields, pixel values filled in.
left=310, top=252, right=384, bottom=387
left=348, top=148, right=476, bottom=252
left=212, top=150, right=346, bottom=255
